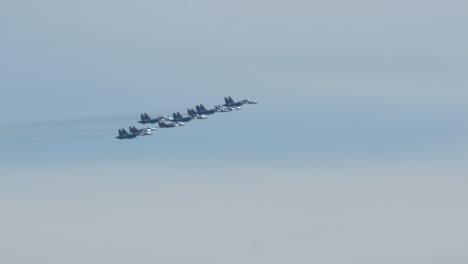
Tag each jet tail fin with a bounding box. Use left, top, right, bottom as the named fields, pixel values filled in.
left=130, top=126, right=139, bottom=134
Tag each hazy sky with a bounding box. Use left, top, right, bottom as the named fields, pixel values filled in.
left=1, top=0, right=468, bottom=263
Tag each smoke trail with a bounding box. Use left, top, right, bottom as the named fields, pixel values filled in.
left=0, top=115, right=137, bottom=130
left=0, top=105, right=180, bottom=130
left=0, top=132, right=114, bottom=147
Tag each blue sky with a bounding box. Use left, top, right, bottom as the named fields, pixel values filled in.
left=1, top=0, right=468, bottom=263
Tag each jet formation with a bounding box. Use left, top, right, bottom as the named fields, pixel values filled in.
left=116, top=96, right=258, bottom=139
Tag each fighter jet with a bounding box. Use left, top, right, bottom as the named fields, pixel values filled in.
left=138, top=113, right=166, bottom=124
left=243, top=98, right=258, bottom=104
left=195, top=104, right=216, bottom=115
left=214, top=105, right=233, bottom=112
left=187, top=109, right=207, bottom=119
left=129, top=126, right=155, bottom=136
left=223, top=96, right=245, bottom=108
left=168, top=112, right=193, bottom=123
left=116, top=128, right=138, bottom=139
left=222, top=104, right=242, bottom=110
left=158, top=121, right=184, bottom=128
